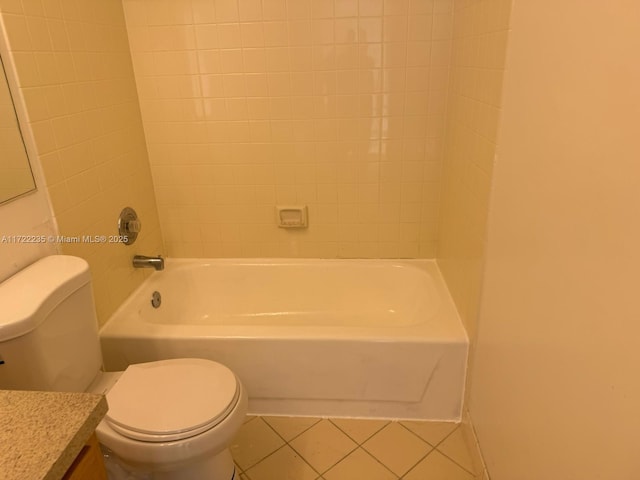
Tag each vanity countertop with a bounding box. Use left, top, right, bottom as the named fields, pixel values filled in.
left=0, top=389, right=107, bottom=480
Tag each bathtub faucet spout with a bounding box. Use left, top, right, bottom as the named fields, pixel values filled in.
left=132, top=255, right=164, bottom=271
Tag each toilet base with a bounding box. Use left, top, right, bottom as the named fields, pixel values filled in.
left=102, top=445, right=236, bottom=480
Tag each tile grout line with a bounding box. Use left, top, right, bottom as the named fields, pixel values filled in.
left=399, top=448, right=437, bottom=480
left=284, top=441, right=324, bottom=478
left=244, top=442, right=315, bottom=478
left=398, top=427, right=477, bottom=479
left=262, top=415, right=322, bottom=443
left=434, top=447, right=477, bottom=477
left=463, top=409, right=491, bottom=479
left=239, top=416, right=473, bottom=479
left=326, top=420, right=417, bottom=479
left=235, top=415, right=259, bottom=475
left=356, top=445, right=402, bottom=479
left=279, top=418, right=361, bottom=477
left=356, top=420, right=439, bottom=479
left=410, top=421, right=479, bottom=476
left=261, top=417, right=325, bottom=478
left=309, top=442, right=361, bottom=477
left=430, top=424, right=478, bottom=476
left=397, top=420, right=449, bottom=448
left=392, top=440, right=438, bottom=479
left=429, top=422, right=461, bottom=448
left=358, top=421, right=464, bottom=479
left=237, top=418, right=287, bottom=472
left=398, top=422, right=462, bottom=450
left=327, top=417, right=390, bottom=445
left=328, top=420, right=398, bottom=477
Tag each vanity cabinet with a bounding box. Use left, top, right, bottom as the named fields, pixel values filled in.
left=0, top=390, right=108, bottom=480
left=62, top=433, right=107, bottom=480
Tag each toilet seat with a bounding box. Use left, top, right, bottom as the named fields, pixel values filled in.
left=104, top=358, right=240, bottom=442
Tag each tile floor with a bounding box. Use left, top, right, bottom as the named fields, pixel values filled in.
left=231, top=416, right=485, bottom=480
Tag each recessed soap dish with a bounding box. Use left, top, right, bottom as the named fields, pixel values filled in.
left=276, top=205, right=308, bottom=228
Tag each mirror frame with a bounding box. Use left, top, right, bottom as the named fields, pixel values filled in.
left=0, top=33, right=37, bottom=205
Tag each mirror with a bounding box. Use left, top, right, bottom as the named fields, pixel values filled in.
left=0, top=54, right=35, bottom=204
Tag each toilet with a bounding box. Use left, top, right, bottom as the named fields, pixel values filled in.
left=0, top=255, right=247, bottom=480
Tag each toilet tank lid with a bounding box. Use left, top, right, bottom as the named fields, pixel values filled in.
left=0, top=256, right=91, bottom=341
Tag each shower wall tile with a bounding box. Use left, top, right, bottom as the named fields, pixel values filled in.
left=123, top=0, right=454, bottom=258
left=437, top=0, right=512, bottom=338
left=0, top=0, right=163, bottom=325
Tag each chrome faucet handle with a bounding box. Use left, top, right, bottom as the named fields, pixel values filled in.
left=124, top=219, right=141, bottom=233
left=118, top=207, right=141, bottom=245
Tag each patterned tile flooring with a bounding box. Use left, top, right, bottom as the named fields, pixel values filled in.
left=231, top=416, right=486, bottom=479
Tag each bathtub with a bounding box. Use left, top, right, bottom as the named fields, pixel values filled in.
left=100, top=259, right=468, bottom=421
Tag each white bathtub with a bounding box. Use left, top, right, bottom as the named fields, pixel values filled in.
left=100, top=259, right=468, bottom=420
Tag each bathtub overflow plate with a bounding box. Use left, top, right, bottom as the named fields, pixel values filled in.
left=151, top=291, right=161, bottom=308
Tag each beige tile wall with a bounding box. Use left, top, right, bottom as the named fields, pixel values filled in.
left=0, top=0, right=163, bottom=325
left=123, top=0, right=453, bottom=258
left=437, top=0, right=511, bottom=338
left=0, top=15, right=57, bottom=283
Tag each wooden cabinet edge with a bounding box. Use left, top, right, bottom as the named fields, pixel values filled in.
left=62, top=433, right=107, bottom=480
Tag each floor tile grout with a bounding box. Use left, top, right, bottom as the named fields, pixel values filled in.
left=284, top=438, right=327, bottom=477
left=396, top=420, right=478, bottom=475
left=433, top=425, right=478, bottom=476
left=247, top=442, right=320, bottom=478
left=399, top=448, right=436, bottom=479
left=235, top=416, right=476, bottom=480
left=262, top=415, right=322, bottom=443
left=313, top=442, right=360, bottom=476
left=237, top=418, right=286, bottom=472
left=397, top=420, right=441, bottom=448
left=435, top=447, right=477, bottom=476
left=318, top=420, right=403, bottom=477
left=243, top=415, right=257, bottom=425
left=292, top=418, right=360, bottom=475
left=433, top=423, right=461, bottom=448
left=328, top=417, right=390, bottom=445
left=357, top=445, right=401, bottom=479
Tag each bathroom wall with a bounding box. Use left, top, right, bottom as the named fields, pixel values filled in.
left=0, top=0, right=163, bottom=324
left=0, top=9, right=57, bottom=283
left=436, top=0, right=511, bottom=338
left=123, top=0, right=453, bottom=258
left=469, top=1, right=640, bottom=478
left=0, top=189, right=57, bottom=282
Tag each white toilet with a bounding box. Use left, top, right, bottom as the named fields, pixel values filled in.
left=0, top=255, right=247, bottom=480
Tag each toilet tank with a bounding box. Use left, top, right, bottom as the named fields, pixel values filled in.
left=0, top=255, right=103, bottom=392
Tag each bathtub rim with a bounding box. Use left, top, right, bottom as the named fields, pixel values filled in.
left=100, top=258, right=468, bottom=343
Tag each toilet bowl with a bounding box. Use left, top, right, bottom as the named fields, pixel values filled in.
left=90, top=358, right=248, bottom=480
left=0, top=255, right=247, bottom=480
